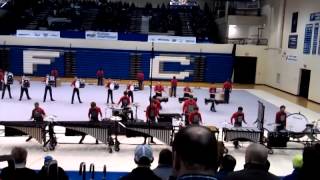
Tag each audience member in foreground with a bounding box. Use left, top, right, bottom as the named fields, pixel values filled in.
left=225, top=143, right=279, bottom=180
left=120, top=144, right=161, bottom=180
left=172, top=125, right=218, bottom=180
left=38, top=155, right=69, bottom=180
left=283, top=154, right=303, bottom=180
left=153, top=149, right=173, bottom=180
left=0, top=147, right=38, bottom=180
left=296, top=143, right=320, bottom=180
left=215, top=155, right=236, bottom=180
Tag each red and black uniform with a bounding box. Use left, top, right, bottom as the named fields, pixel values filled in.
left=223, top=81, right=232, bottom=104
left=189, top=111, right=202, bottom=125
left=146, top=103, right=159, bottom=122
left=118, top=95, right=131, bottom=108
left=31, top=107, right=46, bottom=122
left=275, top=111, right=287, bottom=131
left=209, top=87, right=217, bottom=98
left=137, top=72, right=144, bottom=90
left=71, top=80, right=82, bottom=104
left=183, top=99, right=198, bottom=125
left=0, top=69, right=3, bottom=91
left=154, top=85, right=164, bottom=97
left=170, top=78, right=178, bottom=97
left=1, top=72, right=12, bottom=99
left=50, top=69, right=58, bottom=87
left=231, top=112, right=246, bottom=127
left=183, top=87, right=192, bottom=98
left=96, top=70, right=104, bottom=86
left=88, top=107, right=102, bottom=122
left=127, top=84, right=134, bottom=102
left=106, top=81, right=114, bottom=104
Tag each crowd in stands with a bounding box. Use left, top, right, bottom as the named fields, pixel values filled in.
left=1, top=126, right=319, bottom=180
left=0, top=0, right=222, bottom=43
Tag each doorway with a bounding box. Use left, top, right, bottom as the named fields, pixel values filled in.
left=299, top=69, right=311, bottom=98
left=233, top=56, right=257, bottom=84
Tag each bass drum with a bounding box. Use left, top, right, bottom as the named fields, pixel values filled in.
left=287, top=113, right=308, bottom=138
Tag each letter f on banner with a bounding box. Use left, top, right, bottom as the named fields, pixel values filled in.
left=150, top=56, right=191, bottom=80
left=23, top=50, right=60, bottom=74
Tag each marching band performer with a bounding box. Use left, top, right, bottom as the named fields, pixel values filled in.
left=275, top=105, right=287, bottom=131
left=145, top=99, right=159, bottom=144
left=188, top=107, right=202, bottom=125
left=118, top=91, right=134, bottom=121
left=127, top=81, right=134, bottom=102
left=183, top=84, right=192, bottom=98
left=19, top=75, right=31, bottom=101
left=50, top=68, right=59, bottom=87
left=230, top=106, right=247, bottom=148
left=26, top=102, right=46, bottom=142
left=154, top=82, right=165, bottom=97
left=71, top=76, right=83, bottom=104
left=209, top=83, right=217, bottom=112
left=96, top=68, right=104, bottom=86
left=182, top=95, right=198, bottom=125
left=43, top=74, right=55, bottom=102
left=170, top=76, right=178, bottom=97
left=137, top=71, right=144, bottom=90
left=106, top=78, right=115, bottom=104
left=0, top=69, right=3, bottom=91
left=223, top=80, right=232, bottom=104
left=1, top=71, right=12, bottom=99
left=79, top=102, right=102, bottom=144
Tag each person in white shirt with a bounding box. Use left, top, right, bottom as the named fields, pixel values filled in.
left=1, top=71, right=12, bottom=99
left=19, top=75, right=31, bottom=101
left=71, top=76, right=82, bottom=104
left=43, top=74, right=55, bottom=102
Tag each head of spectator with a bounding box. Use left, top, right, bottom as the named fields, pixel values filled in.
left=299, top=143, right=320, bottom=179
left=220, top=155, right=236, bottom=172
left=172, top=125, right=218, bottom=177
left=245, top=143, right=269, bottom=166
left=11, top=147, right=28, bottom=168
left=134, top=144, right=154, bottom=167
left=158, top=149, right=172, bottom=167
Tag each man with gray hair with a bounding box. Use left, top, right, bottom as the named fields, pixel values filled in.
left=0, top=147, right=38, bottom=180
left=225, top=143, right=279, bottom=180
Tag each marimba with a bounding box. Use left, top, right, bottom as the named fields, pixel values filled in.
left=223, top=127, right=261, bottom=143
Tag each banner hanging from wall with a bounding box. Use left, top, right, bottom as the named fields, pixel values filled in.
left=16, top=30, right=60, bottom=38
left=148, top=35, right=196, bottom=44
left=85, top=31, right=118, bottom=40
left=303, top=24, right=313, bottom=54
left=288, top=35, right=298, bottom=49
left=310, top=12, right=320, bottom=21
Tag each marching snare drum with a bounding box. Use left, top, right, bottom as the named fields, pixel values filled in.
left=79, top=79, right=85, bottom=88
left=23, top=78, right=30, bottom=88
left=49, top=76, right=55, bottom=86
left=7, top=72, right=14, bottom=84
left=129, top=85, right=134, bottom=91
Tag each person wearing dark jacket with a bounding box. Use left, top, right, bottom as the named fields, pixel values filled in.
left=38, top=155, right=69, bottom=180
left=119, top=144, right=161, bottom=180
left=225, top=143, right=279, bottom=180
left=0, top=147, right=38, bottom=180
left=153, top=149, right=173, bottom=180
left=215, top=155, right=236, bottom=180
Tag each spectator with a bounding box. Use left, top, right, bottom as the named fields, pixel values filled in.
left=296, top=143, right=320, bottom=180
left=225, top=143, right=279, bottom=180
left=0, top=147, right=38, bottom=180
left=120, top=145, right=161, bottom=180
left=215, top=155, right=236, bottom=180
left=38, top=155, right=69, bottom=180
left=153, top=149, right=173, bottom=180
left=283, top=154, right=303, bottom=180
left=172, top=125, right=218, bottom=180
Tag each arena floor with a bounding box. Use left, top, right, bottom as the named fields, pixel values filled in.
left=0, top=81, right=319, bottom=177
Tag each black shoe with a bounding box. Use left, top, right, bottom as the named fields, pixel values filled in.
left=51, top=99, right=55, bottom=101
left=96, top=140, right=99, bottom=144
left=150, top=140, right=156, bottom=144
left=71, top=102, right=74, bottom=104
left=28, top=98, right=31, bottom=100
left=80, top=101, right=83, bottom=104
left=19, top=99, right=22, bottom=101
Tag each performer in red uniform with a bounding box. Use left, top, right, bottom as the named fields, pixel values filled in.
left=230, top=106, right=247, bottom=148
left=126, top=81, right=134, bottom=102
left=170, top=76, right=178, bottom=97
left=50, top=68, right=58, bottom=87
left=183, top=84, right=192, bottom=98
left=71, top=77, right=82, bottom=104
left=96, top=68, right=104, bottom=86
left=0, top=69, right=3, bottom=91
left=106, top=78, right=115, bottom=104
left=79, top=102, right=102, bottom=144
left=145, top=100, right=159, bottom=144
left=30, top=102, right=46, bottom=122
left=182, top=96, right=198, bottom=125
left=223, top=80, right=232, bottom=104
left=275, top=105, right=287, bottom=131
left=137, top=72, right=144, bottom=90
left=154, top=82, right=165, bottom=97
left=188, top=107, right=202, bottom=125
left=118, top=91, right=131, bottom=108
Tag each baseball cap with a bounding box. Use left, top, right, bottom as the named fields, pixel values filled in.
left=134, top=144, right=154, bottom=163
left=292, top=154, right=303, bottom=169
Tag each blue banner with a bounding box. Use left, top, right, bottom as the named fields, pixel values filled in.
left=85, top=31, right=118, bottom=40
left=303, top=24, right=313, bottom=54
left=16, top=30, right=60, bottom=38
left=312, top=23, right=319, bottom=55
left=310, top=12, right=320, bottom=21
left=288, top=35, right=298, bottom=49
